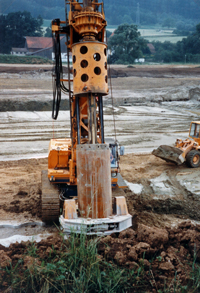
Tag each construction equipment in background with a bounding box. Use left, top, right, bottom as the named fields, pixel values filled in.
left=153, top=121, right=200, bottom=168
left=41, top=0, right=132, bottom=234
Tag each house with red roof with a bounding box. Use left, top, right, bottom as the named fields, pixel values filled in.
left=11, top=36, right=70, bottom=61
left=25, top=36, right=53, bottom=53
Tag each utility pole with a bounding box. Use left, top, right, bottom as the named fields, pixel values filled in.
left=136, top=2, right=140, bottom=26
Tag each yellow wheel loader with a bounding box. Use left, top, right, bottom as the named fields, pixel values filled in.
left=152, top=121, right=200, bottom=168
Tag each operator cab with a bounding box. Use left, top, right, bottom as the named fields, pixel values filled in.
left=189, top=122, right=200, bottom=139
left=105, top=138, right=125, bottom=168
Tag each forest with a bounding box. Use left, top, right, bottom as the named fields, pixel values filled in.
left=107, top=23, right=200, bottom=64
left=0, top=0, right=200, bottom=25
left=1, top=0, right=200, bottom=63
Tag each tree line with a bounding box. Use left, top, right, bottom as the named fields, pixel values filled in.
left=1, top=10, right=200, bottom=64
left=1, top=0, right=200, bottom=26
left=108, top=23, right=200, bottom=64
left=0, top=11, right=43, bottom=54
left=151, top=24, right=200, bottom=63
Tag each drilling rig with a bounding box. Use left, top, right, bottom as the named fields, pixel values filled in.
left=41, top=0, right=132, bottom=234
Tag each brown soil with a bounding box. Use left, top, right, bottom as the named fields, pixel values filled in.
left=109, top=65, right=200, bottom=78
left=0, top=154, right=200, bottom=224
left=1, top=64, right=199, bottom=113
left=0, top=158, right=47, bottom=222
left=0, top=64, right=200, bottom=291
left=0, top=63, right=199, bottom=77
left=121, top=154, right=200, bottom=226
left=0, top=221, right=199, bottom=292
left=98, top=221, right=200, bottom=291
left=0, top=65, right=53, bottom=74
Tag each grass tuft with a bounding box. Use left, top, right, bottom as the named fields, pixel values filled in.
left=0, top=231, right=137, bottom=292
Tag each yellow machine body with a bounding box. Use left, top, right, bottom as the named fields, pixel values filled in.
left=153, top=121, right=200, bottom=167
left=188, top=121, right=200, bottom=144
left=48, top=138, right=119, bottom=187
left=174, top=121, right=200, bottom=157
left=72, top=42, right=108, bottom=95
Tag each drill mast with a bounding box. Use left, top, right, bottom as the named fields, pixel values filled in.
left=52, top=0, right=107, bottom=146
left=42, top=0, right=132, bottom=233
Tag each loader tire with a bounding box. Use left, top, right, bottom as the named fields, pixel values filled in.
left=186, top=150, right=200, bottom=168
left=41, top=170, right=60, bottom=223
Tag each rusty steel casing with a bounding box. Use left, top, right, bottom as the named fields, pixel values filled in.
left=72, top=41, right=108, bottom=95
left=76, top=144, right=112, bottom=219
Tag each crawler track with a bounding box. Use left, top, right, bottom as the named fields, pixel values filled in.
left=41, top=170, right=60, bottom=223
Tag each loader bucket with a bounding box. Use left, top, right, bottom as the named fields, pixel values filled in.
left=152, top=145, right=185, bottom=165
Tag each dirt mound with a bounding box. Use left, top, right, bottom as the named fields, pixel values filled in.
left=2, top=184, right=41, bottom=217
left=0, top=65, right=70, bottom=74
left=1, top=64, right=200, bottom=113
left=0, top=98, right=69, bottom=112
left=0, top=221, right=199, bottom=292
left=98, top=221, right=200, bottom=291
left=125, top=188, right=200, bottom=224
left=109, top=66, right=200, bottom=78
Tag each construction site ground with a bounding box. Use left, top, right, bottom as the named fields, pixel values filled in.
left=0, top=64, right=200, bottom=291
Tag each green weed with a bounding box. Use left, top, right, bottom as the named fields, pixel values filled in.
left=0, top=232, right=137, bottom=292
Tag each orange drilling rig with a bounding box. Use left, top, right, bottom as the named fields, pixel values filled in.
left=41, top=0, right=132, bottom=234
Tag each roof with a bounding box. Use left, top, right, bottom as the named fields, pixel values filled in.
left=147, top=43, right=156, bottom=54
left=25, top=37, right=53, bottom=49
left=110, top=31, right=115, bottom=37
left=12, top=48, right=27, bottom=52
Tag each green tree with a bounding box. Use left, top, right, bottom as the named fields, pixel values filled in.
left=45, top=26, right=52, bottom=37
left=162, top=18, right=175, bottom=29
left=1, top=0, right=200, bottom=26
left=180, top=23, right=200, bottom=55
left=106, top=30, right=112, bottom=39
left=152, top=23, right=200, bottom=63
left=0, top=15, right=7, bottom=53
left=0, top=11, right=43, bottom=54
left=108, top=23, right=148, bottom=64
left=122, top=15, right=133, bottom=24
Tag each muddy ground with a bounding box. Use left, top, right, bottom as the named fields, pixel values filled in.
left=1, top=153, right=200, bottom=224
left=0, top=64, right=200, bottom=291
left=1, top=64, right=200, bottom=111
left=0, top=155, right=200, bottom=291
